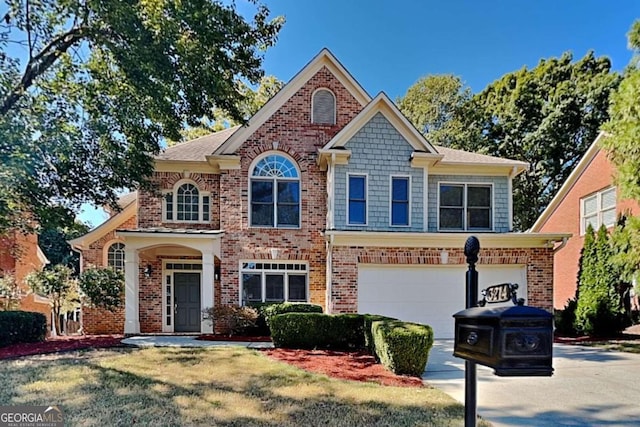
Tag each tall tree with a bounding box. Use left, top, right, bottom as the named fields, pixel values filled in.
left=38, top=221, right=89, bottom=274
left=397, top=74, right=471, bottom=146
left=602, top=20, right=640, bottom=201
left=0, top=0, right=283, bottom=233
left=167, top=75, right=284, bottom=146
left=25, top=264, right=78, bottom=335
left=454, top=52, right=620, bottom=230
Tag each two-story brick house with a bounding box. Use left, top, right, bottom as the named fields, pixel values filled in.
left=70, top=49, right=568, bottom=338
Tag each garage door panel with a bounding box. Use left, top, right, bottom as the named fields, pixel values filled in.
left=357, top=265, right=526, bottom=339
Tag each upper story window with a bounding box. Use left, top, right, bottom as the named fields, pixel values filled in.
left=312, top=88, right=336, bottom=125
left=107, top=242, right=125, bottom=272
left=391, top=176, right=410, bottom=226
left=348, top=174, right=367, bottom=225
left=163, top=181, right=210, bottom=223
left=581, top=187, right=616, bottom=234
left=250, top=154, right=300, bottom=228
left=439, top=183, right=492, bottom=231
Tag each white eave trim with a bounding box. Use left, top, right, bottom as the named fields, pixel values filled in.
left=68, top=201, right=137, bottom=250
left=323, top=230, right=571, bottom=249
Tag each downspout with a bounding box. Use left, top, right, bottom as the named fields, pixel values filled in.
left=508, top=166, right=517, bottom=232
left=325, top=153, right=335, bottom=313
left=326, top=233, right=334, bottom=314
left=553, top=237, right=568, bottom=254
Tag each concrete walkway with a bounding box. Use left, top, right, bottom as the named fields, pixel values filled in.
left=122, top=335, right=274, bottom=349
left=424, top=340, right=640, bottom=426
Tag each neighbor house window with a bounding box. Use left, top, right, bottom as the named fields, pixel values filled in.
left=391, top=176, right=410, bottom=226
left=348, top=174, right=367, bottom=225
left=163, top=181, right=210, bottom=223
left=107, top=242, right=125, bottom=272
left=439, top=183, right=492, bottom=230
left=241, top=262, right=308, bottom=303
left=581, top=187, right=616, bottom=234
left=311, top=88, right=336, bottom=125
left=250, top=154, right=300, bottom=227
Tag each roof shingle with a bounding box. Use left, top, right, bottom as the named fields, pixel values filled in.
left=156, top=126, right=240, bottom=162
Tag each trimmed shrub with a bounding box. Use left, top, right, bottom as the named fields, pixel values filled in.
left=372, top=320, right=434, bottom=376
left=362, top=314, right=397, bottom=354
left=262, top=302, right=323, bottom=326
left=554, top=298, right=578, bottom=336
left=270, top=313, right=330, bottom=348
left=0, top=311, right=47, bottom=347
left=202, top=305, right=258, bottom=336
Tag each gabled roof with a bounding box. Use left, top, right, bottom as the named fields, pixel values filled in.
left=214, top=48, right=372, bottom=155
left=156, top=126, right=240, bottom=162
left=530, top=132, right=606, bottom=232
left=433, top=145, right=529, bottom=170
left=69, top=199, right=137, bottom=250
left=320, top=92, right=438, bottom=153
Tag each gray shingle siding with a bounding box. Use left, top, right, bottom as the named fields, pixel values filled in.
left=334, top=113, right=424, bottom=231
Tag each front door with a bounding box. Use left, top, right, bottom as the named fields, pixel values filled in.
left=174, top=272, right=201, bottom=332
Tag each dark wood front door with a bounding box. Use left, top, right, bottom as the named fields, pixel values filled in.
left=174, top=272, right=201, bottom=332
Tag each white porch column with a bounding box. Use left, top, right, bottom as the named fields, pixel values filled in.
left=201, top=252, right=215, bottom=333
left=123, top=248, right=140, bottom=334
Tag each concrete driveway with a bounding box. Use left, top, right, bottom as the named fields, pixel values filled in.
left=424, top=340, right=640, bottom=426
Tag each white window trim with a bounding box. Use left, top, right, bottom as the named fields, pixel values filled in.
left=162, top=179, right=211, bottom=224
left=580, top=186, right=617, bottom=235
left=238, top=260, right=309, bottom=305
left=347, top=173, right=368, bottom=226
left=437, top=181, right=495, bottom=232
left=389, top=175, right=412, bottom=227
left=161, top=259, right=203, bottom=333
left=248, top=151, right=302, bottom=229
left=103, top=239, right=126, bottom=271
left=311, top=87, right=337, bottom=125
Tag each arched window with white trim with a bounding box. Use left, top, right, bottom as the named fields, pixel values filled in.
left=107, top=242, right=125, bottom=272
left=250, top=154, right=300, bottom=228
left=163, top=180, right=210, bottom=223
left=311, top=88, right=336, bottom=125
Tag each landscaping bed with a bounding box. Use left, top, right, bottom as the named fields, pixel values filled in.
left=196, top=334, right=272, bottom=342
left=0, top=335, right=124, bottom=360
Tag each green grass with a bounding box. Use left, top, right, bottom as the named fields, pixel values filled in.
left=576, top=341, right=640, bottom=353
left=0, top=347, right=490, bottom=426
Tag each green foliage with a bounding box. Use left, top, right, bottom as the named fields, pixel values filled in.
left=78, top=267, right=124, bottom=312
left=362, top=314, right=398, bottom=354
left=0, top=273, right=21, bottom=310
left=554, top=298, right=578, bottom=336
left=202, top=305, right=258, bottom=336
left=575, top=225, right=626, bottom=336
left=38, top=221, right=90, bottom=274
left=372, top=320, right=434, bottom=376
left=270, top=313, right=364, bottom=350
left=0, top=310, right=47, bottom=347
left=397, top=74, right=471, bottom=146
left=261, top=302, right=323, bottom=327
left=454, top=52, right=620, bottom=230
left=25, top=264, right=77, bottom=334
left=0, top=0, right=283, bottom=233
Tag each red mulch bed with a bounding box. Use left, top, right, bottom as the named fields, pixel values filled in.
left=0, top=335, right=124, bottom=360
left=196, top=334, right=272, bottom=342
left=262, top=348, right=424, bottom=388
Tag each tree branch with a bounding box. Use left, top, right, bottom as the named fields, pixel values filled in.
left=0, top=25, right=89, bottom=116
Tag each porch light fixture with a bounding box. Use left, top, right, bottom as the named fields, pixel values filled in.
left=214, top=266, right=221, bottom=281
left=143, top=265, right=153, bottom=278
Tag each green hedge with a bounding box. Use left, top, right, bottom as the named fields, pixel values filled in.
left=0, top=311, right=47, bottom=347
left=270, top=313, right=364, bottom=349
left=372, top=320, right=434, bottom=376
left=362, top=314, right=397, bottom=355
left=247, top=302, right=324, bottom=336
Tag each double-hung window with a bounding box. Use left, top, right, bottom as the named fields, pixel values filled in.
left=348, top=174, right=367, bottom=225
left=163, top=182, right=210, bottom=223
left=391, top=176, right=410, bottom=226
left=439, top=183, right=492, bottom=231
left=241, top=262, right=308, bottom=304
left=250, top=154, right=300, bottom=228
left=581, top=187, right=616, bottom=234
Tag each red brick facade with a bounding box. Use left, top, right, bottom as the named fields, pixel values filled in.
left=538, top=148, right=640, bottom=308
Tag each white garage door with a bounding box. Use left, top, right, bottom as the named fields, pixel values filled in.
left=357, top=264, right=527, bottom=338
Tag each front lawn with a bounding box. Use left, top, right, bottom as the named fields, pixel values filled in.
left=0, top=347, right=488, bottom=426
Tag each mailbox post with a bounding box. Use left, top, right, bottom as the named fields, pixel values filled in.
left=463, top=236, right=480, bottom=427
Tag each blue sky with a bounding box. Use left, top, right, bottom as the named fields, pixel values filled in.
left=78, top=0, right=640, bottom=227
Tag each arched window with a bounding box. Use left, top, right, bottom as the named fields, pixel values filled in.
left=107, top=242, right=125, bottom=272
left=312, top=89, right=336, bottom=125
left=163, top=181, right=210, bottom=223
left=250, top=154, right=300, bottom=228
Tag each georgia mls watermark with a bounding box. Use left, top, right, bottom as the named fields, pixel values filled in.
left=0, top=406, right=63, bottom=427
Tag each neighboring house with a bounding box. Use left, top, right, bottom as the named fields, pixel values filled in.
left=70, top=49, right=567, bottom=338
left=531, top=132, right=640, bottom=309
left=0, top=229, right=51, bottom=320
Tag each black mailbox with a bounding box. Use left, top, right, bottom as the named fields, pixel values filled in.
left=453, top=305, right=554, bottom=377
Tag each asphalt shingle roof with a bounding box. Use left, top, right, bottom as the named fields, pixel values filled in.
left=156, top=126, right=240, bottom=162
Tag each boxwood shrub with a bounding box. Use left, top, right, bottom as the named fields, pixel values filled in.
left=247, top=302, right=323, bottom=336
left=0, top=311, right=47, bottom=347
left=270, top=312, right=366, bottom=349
left=372, top=320, right=434, bottom=376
